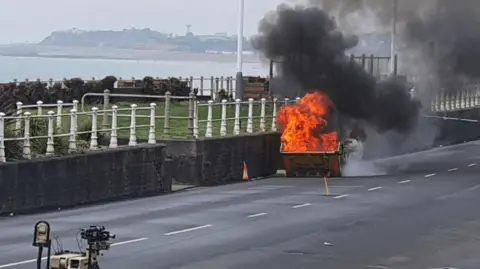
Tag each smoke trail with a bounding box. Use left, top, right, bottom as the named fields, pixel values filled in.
left=252, top=4, right=420, bottom=134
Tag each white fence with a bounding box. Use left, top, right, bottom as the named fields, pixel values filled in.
left=4, top=83, right=480, bottom=163
left=6, top=76, right=237, bottom=98
left=0, top=94, right=299, bottom=162
left=429, top=85, right=480, bottom=112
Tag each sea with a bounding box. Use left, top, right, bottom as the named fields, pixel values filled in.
left=0, top=55, right=269, bottom=83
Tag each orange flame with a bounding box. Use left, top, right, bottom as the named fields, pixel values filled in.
left=277, top=91, right=339, bottom=152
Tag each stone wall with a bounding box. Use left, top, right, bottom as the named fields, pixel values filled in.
left=0, top=144, right=170, bottom=216
left=115, top=132, right=282, bottom=186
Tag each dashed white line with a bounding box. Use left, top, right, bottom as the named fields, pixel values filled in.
left=468, top=163, right=477, bottom=167
left=424, top=173, right=436, bottom=178
left=0, top=237, right=148, bottom=268
left=292, top=203, right=311, bottom=208
left=334, top=194, right=349, bottom=199
left=398, top=180, right=411, bottom=184
left=368, top=187, right=382, bottom=192
left=247, top=212, right=268, bottom=218
left=111, top=237, right=148, bottom=246
left=448, top=168, right=458, bottom=172
left=164, top=224, right=213, bottom=236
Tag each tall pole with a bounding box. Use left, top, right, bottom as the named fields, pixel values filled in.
left=390, top=0, right=397, bottom=75
left=235, top=0, right=245, bottom=100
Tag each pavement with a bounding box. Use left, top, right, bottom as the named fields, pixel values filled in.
left=2, top=142, right=480, bottom=269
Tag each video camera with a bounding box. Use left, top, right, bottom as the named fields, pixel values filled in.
left=80, top=226, right=115, bottom=242
left=80, top=225, right=116, bottom=252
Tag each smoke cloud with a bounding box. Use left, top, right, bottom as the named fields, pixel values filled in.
left=252, top=4, right=421, bottom=134
left=304, top=0, right=480, bottom=82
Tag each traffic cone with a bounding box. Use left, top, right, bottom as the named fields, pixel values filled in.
left=242, top=162, right=250, bottom=181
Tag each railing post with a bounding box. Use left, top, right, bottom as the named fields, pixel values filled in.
left=271, top=98, right=278, bottom=131
left=56, top=100, right=63, bottom=130
left=439, top=90, right=444, bottom=112
left=189, top=76, right=194, bottom=93
left=446, top=91, right=451, bottom=111
left=226, top=77, right=231, bottom=97
left=220, top=99, right=227, bottom=136
left=46, top=111, right=55, bottom=156
left=193, top=101, right=199, bottom=138
left=23, top=112, right=31, bottom=159
left=109, top=105, right=118, bottom=148
left=210, top=76, right=214, bottom=100
left=247, top=98, right=254, bottom=133
left=205, top=100, right=213, bottom=137
left=295, top=97, right=301, bottom=103
left=260, top=98, right=266, bottom=132
left=188, top=92, right=195, bottom=138
left=90, top=107, right=99, bottom=150
left=199, top=76, right=204, bottom=96
left=68, top=109, right=77, bottom=153
left=73, top=100, right=79, bottom=111
left=15, top=102, right=22, bottom=130
left=163, top=92, right=171, bottom=138
left=215, top=77, right=220, bottom=100
left=148, top=103, right=156, bottom=144
left=284, top=98, right=290, bottom=105
left=36, top=101, right=43, bottom=115
left=102, top=89, right=110, bottom=129
left=128, top=104, right=137, bottom=146
left=233, top=99, right=241, bottom=135
left=0, top=113, right=5, bottom=162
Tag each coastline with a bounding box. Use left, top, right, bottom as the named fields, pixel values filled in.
left=0, top=45, right=263, bottom=64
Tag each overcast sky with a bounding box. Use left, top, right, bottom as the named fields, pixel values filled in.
left=0, top=0, right=287, bottom=44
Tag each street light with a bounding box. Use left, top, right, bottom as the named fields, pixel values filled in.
left=235, top=0, right=245, bottom=100
left=390, top=0, right=397, bottom=75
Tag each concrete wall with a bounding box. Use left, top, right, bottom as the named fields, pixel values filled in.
left=115, top=132, right=282, bottom=186
left=0, top=144, right=171, bottom=216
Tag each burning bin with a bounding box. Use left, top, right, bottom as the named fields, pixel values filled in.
left=280, top=142, right=345, bottom=178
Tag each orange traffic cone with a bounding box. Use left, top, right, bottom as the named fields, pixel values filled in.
left=242, top=162, right=250, bottom=181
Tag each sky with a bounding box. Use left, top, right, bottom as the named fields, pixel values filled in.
left=0, top=0, right=287, bottom=44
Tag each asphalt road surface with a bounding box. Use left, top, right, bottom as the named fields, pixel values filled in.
left=2, top=141, right=480, bottom=269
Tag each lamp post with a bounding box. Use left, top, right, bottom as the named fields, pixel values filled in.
left=390, top=0, right=398, bottom=75
left=235, top=0, right=245, bottom=100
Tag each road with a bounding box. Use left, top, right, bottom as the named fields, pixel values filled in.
left=2, top=141, right=480, bottom=269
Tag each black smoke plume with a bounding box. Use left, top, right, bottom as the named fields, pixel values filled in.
left=306, top=0, right=480, bottom=82
left=252, top=4, right=420, bottom=134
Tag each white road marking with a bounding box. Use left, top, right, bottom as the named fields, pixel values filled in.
left=111, top=237, right=148, bottom=246
left=398, top=180, right=411, bottom=184
left=333, top=194, right=349, bottom=199
left=368, top=187, right=382, bottom=192
left=0, top=237, right=148, bottom=268
left=468, top=163, right=476, bottom=167
left=164, top=224, right=213, bottom=236
left=424, top=173, right=436, bottom=178
left=292, top=203, right=311, bottom=208
left=448, top=168, right=458, bottom=172
left=0, top=258, right=43, bottom=268
left=247, top=212, right=268, bottom=218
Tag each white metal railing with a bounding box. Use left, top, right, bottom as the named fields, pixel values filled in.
left=1, top=95, right=300, bottom=162
left=15, top=100, right=79, bottom=131
left=6, top=76, right=239, bottom=98
left=0, top=103, right=158, bottom=162
left=194, top=97, right=299, bottom=138
left=429, top=84, right=480, bottom=113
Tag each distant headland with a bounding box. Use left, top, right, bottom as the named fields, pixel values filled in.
left=0, top=28, right=260, bottom=62
left=0, top=27, right=392, bottom=62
